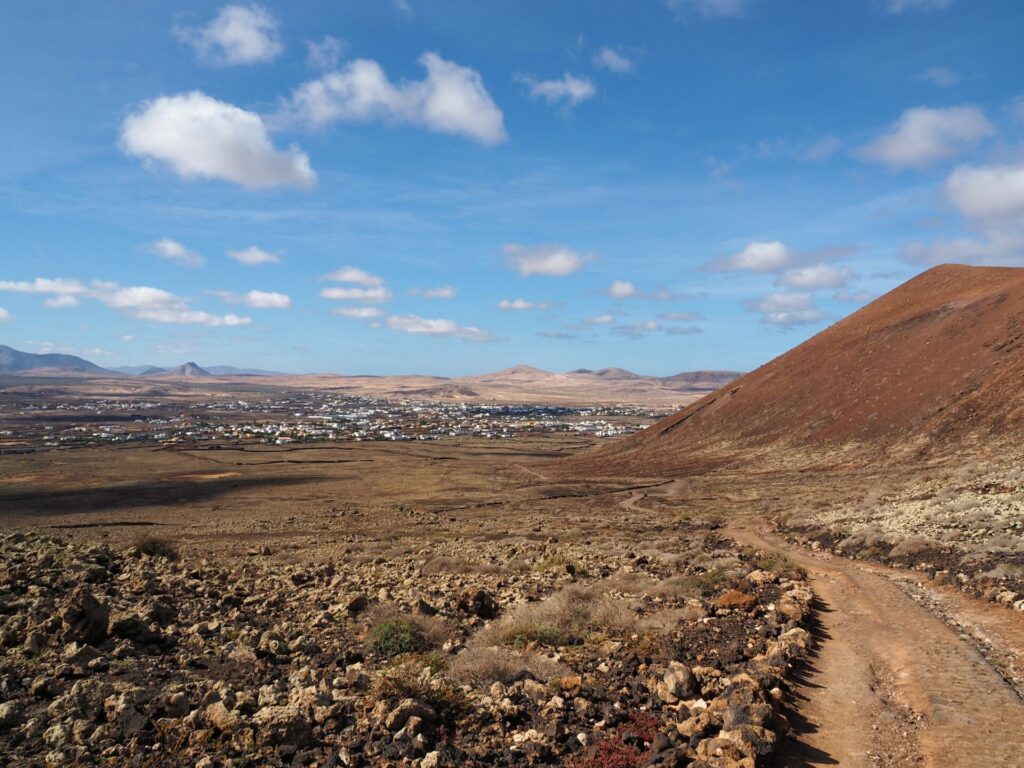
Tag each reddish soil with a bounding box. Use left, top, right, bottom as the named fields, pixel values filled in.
left=558, top=264, right=1024, bottom=477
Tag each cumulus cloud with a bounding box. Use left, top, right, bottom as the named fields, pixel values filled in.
left=584, top=313, right=615, bottom=325
left=409, top=286, right=456, bottom=299
left=320, top=286, right=393, bottom=302
left=306, top=36, right=345, bottom=71
left=333, top=306, right=382, bottom=319
left=148, top=238, right=204, bottom=268
left=386, top=314, right=493, bottom=341
left=776, top=264, right=852, bottom=289
left=666, top=0, right=750, bottom=18
left=504, top=244, right=592, bottom=276
left=174, top=4, right=283, bottom=66
left=522, top=74, right=596, bottom=109
left=945, top=162, right=1024, bottom=221
left=0, top=307, right=10, bottom=322
left=89, top=280, right=251, bottom=326
left=918, top=66, right=961, bottom=87
left=884, top=0, right=953, bottom=13
left=282, top=53, right=507, bottom=145
left=0, top=278, right=87, bottom=296
left=120, top=92, right=315, bottom=189
left=212, top=289, right=291, bottom=308
left=606, top=280, right=640, bottom=299
left=322, top=266, right=384, bottom=286
left=859, top=106, right=993, bottom=169
left=713, top=241, right=793, bottom=272
left=593, top=47, right=633, bottom=73
left=902, top=161, right=1024, bottom=266
left=537, top=330, right=576, bottom=340
left=498, top=298, right=550, bottom=311
left=44, top=295, right=80, bottom=308
left=747, top=292, right=828, bottom=326
left=228, top=247, right=281, bottom=266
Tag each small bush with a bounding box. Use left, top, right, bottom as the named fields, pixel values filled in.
left=365, top=605, right=448, bottom=658
left=134, top=535, right=180, bottom=561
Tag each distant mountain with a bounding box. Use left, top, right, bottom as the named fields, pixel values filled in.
left=466, top=364, right=562, bottom=383
left=590, top=367, right=641, bottom=380
left=166, top=362, right=212, bottom=377
left=0, top=345, right=110, bottom=375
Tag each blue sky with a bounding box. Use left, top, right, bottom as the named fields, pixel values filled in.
left=2, top=0, right=1023, bottom=376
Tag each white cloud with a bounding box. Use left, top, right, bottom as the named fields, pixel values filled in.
left=283, top=53, right=507, bottom=145
left=776, top=264, right=852, bottom=289
left=306, top=36, right=345, bottom=71
left=584, top=313, right=615, bottom=325
left=859, top=106, right=993, bottom=169
left=945, top=163, right=1024, bottom=221
left=334, top=306, right=382, bottom=319
left=120, top=92, right=315, bottom=189
left=147, top=238, right=204, bottom=268
left=901, top=235, right=1023, bottom=266
left=537, top=330, right=576, bottom=340
left=320, top=286, right=393, bottom=302
left=504, top=244, right=592, bottom=276
left=89, top=280, right=251, bottom=326
left=714, top=241, right=793, bottom=272
left=918, top=66, right=961, bottom=87
left=386, top=314, right=493, bottom=341
left=498, top=298, right=536, bottom=310
left=0, top=277, right=87, bottom=296
left=393, top=0, right=414, bottom=18
left=523, top=74, right=596, bottom=109
left=666, top=0, right=750, bottom=18
left=44, top=295, right=80, bottom=308
left=409, top=286, right=456, bottom=299
left=322, top=266, right=384, bottom=286
left=606, top=280, right=640, bottom=299
left=174, top=4, right=283, bottom=66
left=592, top=47, right=633, bottom=73
left=884, top=0, right=953, bottom=13
left=214, top=289, right=291, bottom=308
left=748, top=291, right=827, bottom=326
left=0, top=307, right=10, bottom=322
left=228, top=246, right=281, bottom=265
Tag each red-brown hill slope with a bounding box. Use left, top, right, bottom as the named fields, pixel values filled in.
left=557, top=265, right=1024, bottom=477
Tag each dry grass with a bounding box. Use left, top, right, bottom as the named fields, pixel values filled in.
left=132, top=534, right=180, bottom=561
left=446, top=646, right=569, bottom=687
left=473, top=586, right=635, bottom=648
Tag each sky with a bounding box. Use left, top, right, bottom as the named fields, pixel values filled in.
left=2, top=0, right=1023, bottom=376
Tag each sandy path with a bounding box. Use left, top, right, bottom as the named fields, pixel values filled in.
left=728, top=523, right=1024, bottom=768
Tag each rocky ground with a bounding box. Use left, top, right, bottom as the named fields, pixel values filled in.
left=771, top=457, right=1024, bottom=613
left=0, top=525, right=812, bottom=767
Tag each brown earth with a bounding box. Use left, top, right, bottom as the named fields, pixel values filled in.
left=557, top=264, right=1024, bottom=477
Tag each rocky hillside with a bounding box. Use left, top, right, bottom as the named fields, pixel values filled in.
left=559, top=265, right=1024, bottom=477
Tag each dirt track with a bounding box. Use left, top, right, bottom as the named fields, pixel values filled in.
left=727, top=523, right=1024, bottom=768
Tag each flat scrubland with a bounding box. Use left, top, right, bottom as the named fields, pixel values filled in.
left=0, top=437, right=813, bottom=768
